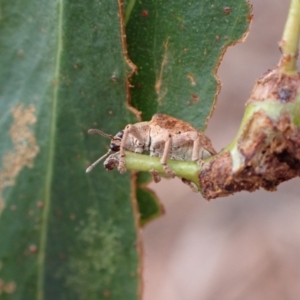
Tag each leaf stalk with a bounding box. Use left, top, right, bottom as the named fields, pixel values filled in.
left=279, top=0, right=300, bottom=74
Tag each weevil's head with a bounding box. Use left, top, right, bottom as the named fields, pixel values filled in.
left=109, top=130, right=124, bottom=152
left=86, top=128, right=124, bottom=173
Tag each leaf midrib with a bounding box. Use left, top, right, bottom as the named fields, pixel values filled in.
left=37, top=1, right=64, bottom=299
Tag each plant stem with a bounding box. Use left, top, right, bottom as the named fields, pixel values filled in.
left=124, top=152, right=201, bottom=189
left=279, top=0, right=300, bottom=74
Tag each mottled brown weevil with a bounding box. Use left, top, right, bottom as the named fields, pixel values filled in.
left=86, top=113, right=216, bottom=190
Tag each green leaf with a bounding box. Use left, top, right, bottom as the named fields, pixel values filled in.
left=136, top=172, right=164, bottom=226
left=0, top=0, right=139, bottom=299
left=126, top=0, right=250, bottom=128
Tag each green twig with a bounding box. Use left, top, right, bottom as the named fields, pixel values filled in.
left=279, top=0, right=300, bottom=74
left=124, top=152, right=202, bottom=189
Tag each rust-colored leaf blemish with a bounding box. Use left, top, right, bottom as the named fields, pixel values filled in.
left=36, top=201, right=44, bottom=209
left=155, top=37, right=170, bottom=104
left=187, top=74, right=196, bottom=86
left=191, top=93, right=199, bottom=103
left=29, top=244, right=38, bottom=254
left=103, top=290, right=111, bottom=298
left=0, top=104, right=39, bottom=214
left=0, top=279, right=17, bottom=294
left=117, top=0, right=141, bottom=120
left=223, top=7, right=231, bottom=14
left=247, top=13, right=254, bottom=22
left=141, top=10, right=149, bottom=17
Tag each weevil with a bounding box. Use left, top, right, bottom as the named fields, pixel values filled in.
left=86, top=113, right=216, bottom=189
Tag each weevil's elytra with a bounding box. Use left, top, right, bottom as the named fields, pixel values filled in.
left=86, top=114, right=216, bottom=191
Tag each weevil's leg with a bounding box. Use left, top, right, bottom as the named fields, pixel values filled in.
left=104, top=152, right=120, bottom=171
left=191, top=134, right=201, bottom=161
left=149, top=132, right=175, bottom=178
left=191, top=133, right=215, bottom=166
left=118, top=124, right=145, bottom=174
left=118, top=127, right=129, bottom=174
left=150, top=169, right=161, bottom=183
left=181, top=178, right=198, bottom=192
left=160, top=135, right=176, bottom=178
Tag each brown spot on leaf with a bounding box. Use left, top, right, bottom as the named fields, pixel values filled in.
left=0, top=279, right=17, bottom=294
left=141, top=10, right=148, bottom=17
left=187, top=74, right=196, bottom=86
left=29, top=244, right=38, bottom=254
left=223, top=7, right=231, bottom=14
left=37, top=201, right=44, bottom=209
left=117, top=0, right=140, bottom=121
left=0, top=104, right=39, bottom=215
left=103, top=290, right=111, bottom=298
left=191, top=94, right=199, bottom=103
left=155, top=38, right=170, bottom=104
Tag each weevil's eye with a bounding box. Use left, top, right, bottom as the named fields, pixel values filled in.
left=117, top=131, right=124, bottom=138
left=110, top=143, right=120, bottom=152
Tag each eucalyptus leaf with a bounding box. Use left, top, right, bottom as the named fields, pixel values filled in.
left=0, top=0, right=139, bottom=299
left=126, top=0, right=250, bottom=128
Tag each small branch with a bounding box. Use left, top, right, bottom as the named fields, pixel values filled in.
left=124, top=152, right=202, bottom=190
left=279, top=0, right=300, bottom=74
left=200, top=69, right=300, bottom=199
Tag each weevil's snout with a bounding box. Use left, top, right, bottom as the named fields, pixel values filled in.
left=110, top=130, right=124, bottom=152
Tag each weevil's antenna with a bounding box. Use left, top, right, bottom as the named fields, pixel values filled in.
left=86, top=150, right=112, bottom=173
left=88, top=129, right=114, bottom=140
